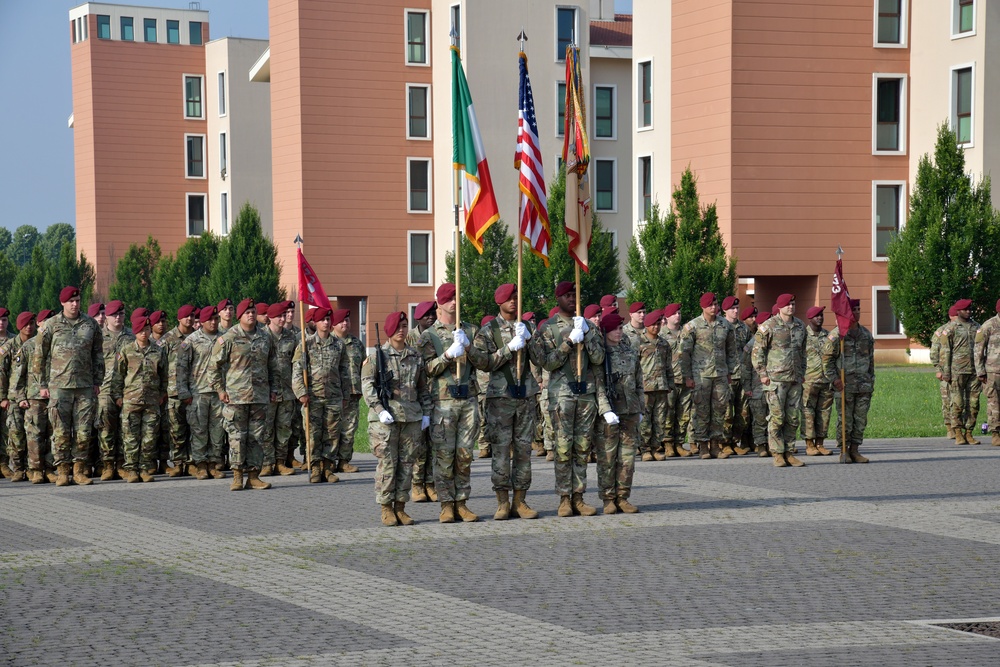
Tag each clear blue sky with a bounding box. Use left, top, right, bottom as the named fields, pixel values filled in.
left=0, top=0, right=630, bottom=233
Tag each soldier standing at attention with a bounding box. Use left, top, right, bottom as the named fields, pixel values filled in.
left=752, top=293, right=807, bottom=467
left=95, top=300, right=132, bottom=480
left=941, top=298, right=982, bottom=445
left=1, top=312, right=35, bottom=481
left=176, top=306, right=227, bottom=480
left=583, top=304, right=602, bottom=331
left=84, top=303, right=106, bottom=474
left=801, top=306, right=834, bottom=456
left=35, top=287, right=104, bottom=486
left=217, top=299, right=235, bottom=332
left=735, top=305, right=758, bottom=452
left=659, top=303, right=693, bottom=456
left=722, top=296, right=751, bottom=455
left=974, top=299, right=1000, bottom=446
left=210, top=298, right=281, bottom=491
left=823, top=298, right=875, bottom=463
left=475, top=317, right=493, bottom=460
left=407, top=301, right=438, bottom=501
left=255, top=303, right=270, bottom=326
left=11, top=310, right=54, bottom=482
left=264, top=301, right=298, bottom=476
left=595, top=312, right=644, bottom=514
left=112, top=311, right=167, bottom=483
left=332, top=308, right=365, bottom=474
left=0, top=308, right=13, bottom=480
left=743, top=311, right=770, bottom=456
left=622, top=302, right=646, bottom=348
left=638, top=309, right=674, bottom=460
left=680, top=293, right=737, bottom=460
left=362, top=312, right=432, bottom=526
left=162, top=305, right=196, bottom=476
left=933, top=305, right=959, bottom=439
left=539, top=281, right=606, bottom=517
left=472, top=283, right=542, bottom=521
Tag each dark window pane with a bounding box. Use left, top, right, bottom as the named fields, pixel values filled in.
left=410, top=161, right=429, bottom=211
left=187, top=136, right=203, bottom=177
left=185, top=76, right=202, bottom=118
left=410, top=233, right=429, bottom=284
left=641, top=157, right=652, bottom=219
left=97, top=15, right=111, bottom=39
left=596, top=87, right=613, bottom=138
left=557, top=8, right=575, bottom=60
left=557, top=83, right=566, bottom=136
left=876, top=290, right=901, bottom=335
left=121, top=17, right=134, bottom=41
left=876, top=79, right=900, bottom=150
left=188, top=196, right=205, bottom=236
left=189, top=22, right=202, bottom=45
left=167, top=20, right=179, bottom=44
left=596, top=161, right=614, bottom=211
left=409, top=86, right=428, bottom=138
left=959, top=0, right=974, bottom=32
left=640, top=62, right=652, bottom=127
left=407, top=12, right=426, bottom=64
left=877, top=0, right=901, bottom=44
left=144, top=18, right=156, bottom=42
left=875, top=185, right=900, bottom=257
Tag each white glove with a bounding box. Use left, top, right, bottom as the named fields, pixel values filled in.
left=453, top=329, right=470, bottom=347
left=378, top=410, right=394, bottom=425
left=572, top=316, right=589, bottom=332
left=515, top=322, right=530, bottom=340
left=446, top=339, right=466, bottom=359
left=568, top=327, right=585, bottom=345
left=421, top=415, right=430, bottom=430
left=603, top=411, right=619, bottom=425
left=639, top=413, right=643, bottom=423
left=507, top=335, right=525, bottom=352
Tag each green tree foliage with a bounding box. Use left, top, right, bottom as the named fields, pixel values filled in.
left=38, top=223, right=77, bottom=262
left=153, top=232, right=220, bottom=316
left=6, top=225, right=40, bottom=266
left=625, top=202, right=675, bottom=307
left=41, top=243, right=96, bottom=307
left=5, top=247, right=52, bottom=313
left=108, top=236, right=162, bottom=312
left=0, top=228, right=12, bottom=255
left=0, top=252, right=17, bottom=308
left=444, top=222, right=517, bottom=327
left=204, top=203, right=285, bottom=305
left=888, top=124, right=1000, bottom=345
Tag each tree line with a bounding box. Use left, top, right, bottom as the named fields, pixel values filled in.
left=0, top=223, right=95, bottom=313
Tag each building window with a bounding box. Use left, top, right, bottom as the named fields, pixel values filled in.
left=953, top=66, right=973, bottom=145
left=873, top=288, right=903, bottom=337
left=187, top=194, right=206, bottom=236
left=639, top=156, right=652, bottom=220
left=220, top=192, right=229, bottom=235
left=873, top=75, right=906, bottom=154
left=406, top=10, right=428, bottom=65
left=450, top=4, right=461, bottom=52
left=407, top=84, right=430, bottom=139
left=408, top=232, right=432, bottom=286
left=144, top=18, right=156, bottom=42
left=189, top=21, right=202, bottom=45
left=218, top=72, right=226, bottom=116
left=186, top=135, right=205, bottom=178
left=73, top=16, right=88, bottom=43
left=875, top=0, right=903, bottom=46
left=121, top=17, right=134, bottom=41
left=873, top=182, right=903, bottom=260
left=639, top=61, right=652, bottom=128
left=557, top=82, right=566, bottom=136
left=184, top=75, right=203, bottom=119
left=167, top=20, right=180, bottom=44
left=556, top=7, right=576, bottom=61
left=595, top=86, right=614, bottom=139
left=407, top=159, right=431, bottom=212
left=219, top=132, right=227, bottom=176
left=96, top=15, right=111, bottom=39
left=954, top=0, right=975, bottom=36
left=595, top=159, right=615, bottom=212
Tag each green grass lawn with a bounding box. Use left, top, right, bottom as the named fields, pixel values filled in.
left=354, top=401, right=370, bottom=453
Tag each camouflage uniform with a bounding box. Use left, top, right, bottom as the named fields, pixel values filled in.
left=801, top=324, right=833, bottom=441
left=594, top=340, right=643, bottom=501
left=419, top=320, right=488, bottom=504
left=292, top=333, right=350, bottom=468
left=940, top=319, right=982, bottom=433
left=112, top=340, right=167, bottom=471
left=725, top=318, right=752, bottom=445
left=361, top=342, right=432, bottom=505
left=266, top=326, right=298, bottom=469
left=96, top=326, right=132, bottom=469
left=336, top=332, right=365, bottom=467
left=929, top=321, right=952, bottom=433
left=974, top=314, right=1000, bottom=439
left=34, top=313, right=104, bottom=466
left=406, top=326, right=435, bottom=488
left=679, top=316, right=736, bottom=446
left=472, top=317, right=543, bottom=492
left=475, top=367, right=490, bottom=454
left=742, top=338, right=768, bottom=448
left=660, top=326, right=692, bottom=448
left=209, top=324, right=280, bottom=472
left=1, top=335, right=26, bottom=472
left=161, top=327, right=192, bottom=466
left=752, top=315, right=806, bottom=455
left=539, top=313, right=606, bottom=497
left=638, top=331, right=672, bottom=456
left=622, top=321, right=644, bottom=349
left=823, top=325, right=876, bottom=449
left=11, top=337, right=52, bottom=473
left=176, top=328, right=225, bottom=466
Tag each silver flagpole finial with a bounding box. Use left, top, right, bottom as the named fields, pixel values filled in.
left=294, top=234, right=303, bottom=246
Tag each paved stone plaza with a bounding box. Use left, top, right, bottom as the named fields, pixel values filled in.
left=2, top=437, right=999, bottom=666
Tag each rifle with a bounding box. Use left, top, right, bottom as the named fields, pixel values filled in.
left=603, top=331, right=620, bottom=404
left=374, top=323, right=394, bottom=412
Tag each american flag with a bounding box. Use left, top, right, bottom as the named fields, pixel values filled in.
left=515, top=52, right=550, bottom=266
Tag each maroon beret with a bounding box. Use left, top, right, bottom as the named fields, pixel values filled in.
left=849, top=298, right=862, bottom=309
left=131, top=307, right=149, bottom=319
left=601, top=312, right=624, bottom=333
left=663, top=303, right=681, bottom=318
left=954, top=298, right=972, bottom=311
left=59, top=286, right=80, bottom=303
left=0, top=308, right=8, bottom=318
left=739, top=306, right=757, bottom=321
left=254, top=303, right=269, bottom=317
left=384, top=311, right=407, bottom=336
left=555, top=281, right=575, bottom=297
left=629, top=302, right=645, bottom=314
left=806, top=306, right=825, bottom=319
left=311, top=307, right=332, bottom=324
left=105, top=300, right=124, bottom=316
left=771, top=304, right=779, bottom=315
left=948, top=304, right=958, bottom=317
left=16, top=312, right=34, bottom=330
left=522, top=312, right=534, bottom=322
left=699, top=292, right=716, bottom=309
left=177, top=304, right=197, bottom=320
left=481, top=315, right=495, bottom=328
left=149, top=310, right=166, bottom=325
left=331, top=308, right=350, bottom=325
left=775, top=293, right=794, bottom=309
left=235, top=298, right=254, bottom=319
left=37, top=309, right=54, bottom=323
left=583, top=304, right=601, bottom=319
left=549, top=306, right=560, bottom=318
left=87, top=303, right=104, bottom=318
left=643, top=309, right=663, bottom=328
left=756, top=311, right=772, bottom=325
left=602, top=306, right=617, bottom=317
left=600, top=295, right=617, bottom=308
left=217, top=298, right=233, bottom=311
left=413, top=301, right=435, bottom=320
left=131, top=313, right=149, bottom=333
left=494, top=283, right=516, bottom=305
left=267, top=302, right=289, bottom=319
left=537, top=318, right=548, bottom=329
left=721, top=296, right=739, bottom=311
left=199, top=306, right=218, bottom=323
left=436, top=282, right=456, bottom=305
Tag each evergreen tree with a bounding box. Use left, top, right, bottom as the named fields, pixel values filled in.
left=0, top=228, right=12, bottom=256
left=888, top=123, right=1000, bottom=345
left=108, top=236, right=162, bottom=311
left=204, top=203, right=286, bottom=304
left=41, top=244, right=96, bottom=307
left=625, top=202, right=676, bottom=307
left=6, top=225, right=40, bottom=266
left=0, top=252, right=18, bottom=308
left=444, top=222, right=517, bottom=327
left=153, top=232, right=220, bottom=316
left=38, top=223, right=76, bottom=262
left=5, top=247, right=52, bottom=313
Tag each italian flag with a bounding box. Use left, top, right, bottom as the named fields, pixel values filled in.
left=452, top=46, right=500, bottom=253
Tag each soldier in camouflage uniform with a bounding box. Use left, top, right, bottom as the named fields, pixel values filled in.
left=722, top=296, right=751, bottom=454
left=35, top=286, right=104, bottom=486
left=112, top=312, right=167, bottom=483
left=940, top=298, right=982, bottom=445
left=801, top=306, right=834, bottom=456
left=932, top=306, right=959, bottom=439
left=1, top=312, right=34, bottom=481
left=217, top=299, right=235, bottom=333
left=11, top=310, right=54, bottom=482
left=622, top=302, right=646, bottom=348
left=539, top=281, right=606, bottom=518
left=475, top=316, right=492, bottom=460
left=406, top=301, right=438, bottom=501
left=743, top=311, right=771, bottom=455
left=659, top=303, right=693, bottom=455
left=974, top=298, right=1000, bottom=446
left=159, top=306, right=196, bottom=476
left=752, top=293, right=807, bottom=467
left=332, top=308, right=365, bottom=473
left=362, top=311, right=432, bottom=526
left=293, top=306, right=351, bottom=484
left=0, top=308, right=9, bottom=480
left=84, top=302, right=106, bottom=472
left=680, top=293, right=737, bottom=459
left=210, top=298, right=281, bottom=491
left=638, top=310, right=675, bottom=460
left=419, top=282, right=489, bottom=523
left=735, top=306, right=758, bottom=452
left=95, top=300, right=132, bottom=480
left=594, top=312, right=643, bottom=514
left=262, top=302, right=298, bottom=476
left=148, top=310, right=171, bottom=470
left=822, top=298, right=874, bottom=463
left=176, top=306, right=227, bottom=480
left=472, top=284, right=543, bottom=521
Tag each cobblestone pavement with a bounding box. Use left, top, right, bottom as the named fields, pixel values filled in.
left=2, top=437, right=999, bottom=666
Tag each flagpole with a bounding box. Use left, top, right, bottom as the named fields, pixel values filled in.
left=295, top=236, right=313, bottom=472
left=515, top=29, right=527, bottom=383
left=837, top=245, right=848, bottom=464
left=452, top=31, right=465, bottom=385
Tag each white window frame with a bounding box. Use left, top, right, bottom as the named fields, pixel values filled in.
left=873, top=0, right=908, bottom=48
left=871, top=73, right=907, bottom=156
left=637, top=59, right=653, bottom=131
left=638, top=154, right=653, bottom=223
left=406, top=157, right=432, bottom=214
left=184, top=133, right=207, bottom=180
left=219, top=132, right=227, bottom=178
left=872, top=286, right=905, bottom=339
left=218, top=70, right=227, bottom=117
left=183, top=73, right=205, bottom=120
left=594, top=158, right=617, bottom=213
left=96, top=14, right=111, bottom=40
left=220, top=192, right=229, bottom=236
left=407, top=231, right=433, bottom=287
left=408, top=302, right=421, bottom=323
left=120, top=16, right=134, bottom=41
left=186, top=193, right=207, bottom=238
left=950, top=62, right=975, bottom=148
left=555, top=6, right=579, bottom=62
left=405, top=83, right=432, bottom=141
left=871, top=180, right=906, bottom=262
left=593, top=84, right=617, bottom=140
left=404, top=9, right=430, bottom=67
left=951, top=0, right=977, bottom=39
left=556, top=81, right=566, bottom=138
